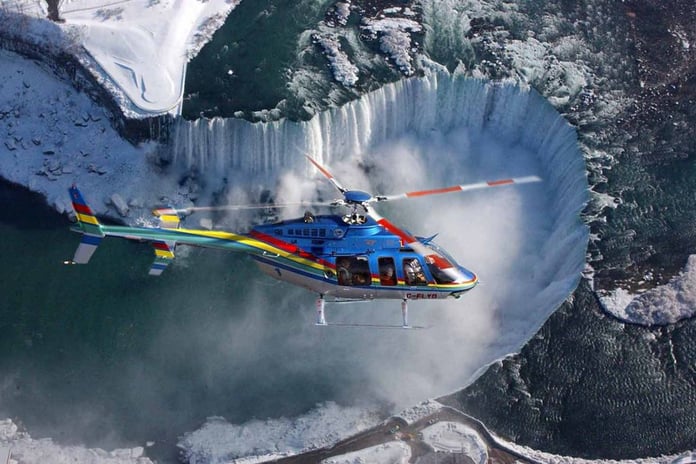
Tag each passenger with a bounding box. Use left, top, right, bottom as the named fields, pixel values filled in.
left=353, top=273, right=369, bottom=285
left=303, top=211, right=315, bottom=223
left=379, top=265, right=396, bottom=286
left=337, top=258, right=352, bottom=286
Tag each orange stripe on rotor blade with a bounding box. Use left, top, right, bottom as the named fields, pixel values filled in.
left=487, top=179, right=514, bottom=186
left=306, top=157, right=334, bottom=179
left=406, top=186, right=462, bottom=197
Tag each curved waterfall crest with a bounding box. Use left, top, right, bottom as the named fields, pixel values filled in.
left=170, top=72, right=585, bottom=187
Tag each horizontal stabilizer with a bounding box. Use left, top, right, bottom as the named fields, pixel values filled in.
left=158, top=214, right=180, bottom=229
left=72, top=233, right=103, bottom=264
left=149, top=256, right=172, bottom=276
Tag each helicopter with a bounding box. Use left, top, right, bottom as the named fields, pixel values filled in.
left=68, top=156, right=541, bottom=328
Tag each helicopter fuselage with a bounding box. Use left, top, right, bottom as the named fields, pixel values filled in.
left=249, top=213, right=478, bottom=300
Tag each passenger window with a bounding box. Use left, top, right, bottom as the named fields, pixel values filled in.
left=378, top=257, right=397, bottom=286
left=403, top=258, right=428, bottom=286
left=335, top=256, right=371, bottom=286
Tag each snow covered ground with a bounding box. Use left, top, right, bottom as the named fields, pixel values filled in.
left=420, top=421, right=487, bottom=463
left=178, top=403, right=381, bottom=464
left=0, top=47, right=183, bottom=219
left=15, top=0, right=241, bottom=117
left=322, top=442, right=411, bottom=464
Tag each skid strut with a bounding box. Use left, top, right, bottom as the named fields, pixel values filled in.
left=401, top=299, right=410, bottom=328
left=316, top=295, right=327, bottom=326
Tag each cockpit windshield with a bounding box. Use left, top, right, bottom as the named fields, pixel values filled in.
left=425, top=242, right=460, bottom=267
left=423, top=242, right=466, bottom=284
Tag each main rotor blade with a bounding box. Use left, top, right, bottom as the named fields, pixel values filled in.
left=305, top=155, right=347, bottom=194
left=371, top=175, right=542, bottom=203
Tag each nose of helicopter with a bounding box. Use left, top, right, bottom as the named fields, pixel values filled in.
left=459, top=266, right=478, bottom=285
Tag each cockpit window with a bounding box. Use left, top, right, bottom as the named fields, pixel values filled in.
left=425, top=255, right=457, bottom=284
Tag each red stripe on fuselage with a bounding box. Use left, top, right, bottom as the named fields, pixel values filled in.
left=249, top=230, right=334, bottom=268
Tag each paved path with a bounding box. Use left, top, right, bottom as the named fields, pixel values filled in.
left=269, top=406, right=542, bottom=463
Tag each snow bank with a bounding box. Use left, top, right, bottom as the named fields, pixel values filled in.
left=395, top=400, right=443, bottom=425
left=0, top=48, right=182, bottom=218
left=599, top=255, right=696, bottom=326
left=178, top=403, right=381, bottom=464
left=361, top=16, right=422, bottom=76
left=312, top=33, right=360, bottom=87
left=0, top=419, right=152, bottom=464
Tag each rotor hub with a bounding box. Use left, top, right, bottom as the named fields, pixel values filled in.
left=343, top=190, right=372, bottom=204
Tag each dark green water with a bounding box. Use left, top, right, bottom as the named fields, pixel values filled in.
left=184, top=0, right=333, bottom=119
left=0, top=181, right=355, bottom=460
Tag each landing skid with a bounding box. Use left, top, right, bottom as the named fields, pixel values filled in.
left=319, top=322, right=428, bottom=330
left=314, top=296, right=420, bottom=329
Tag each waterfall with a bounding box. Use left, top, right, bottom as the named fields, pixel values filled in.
left=170, top=73, right=586, bottom=202
left=169, top=70, right=589, bottom=353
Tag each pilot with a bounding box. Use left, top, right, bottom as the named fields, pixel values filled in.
left=404, top=258, right=426, bottom=285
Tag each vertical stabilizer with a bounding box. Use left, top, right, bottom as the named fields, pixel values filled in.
left=69, top=186, right=104, bottom=264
